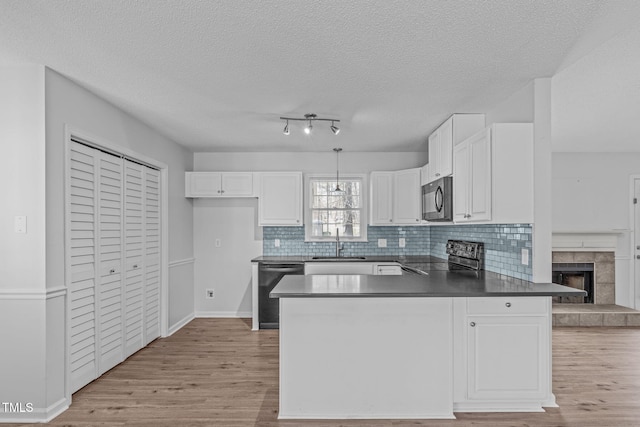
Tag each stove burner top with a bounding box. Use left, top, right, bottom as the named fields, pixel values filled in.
left=446, top=240, right=484, bottom=272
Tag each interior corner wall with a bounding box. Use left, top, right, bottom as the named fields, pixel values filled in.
left=192, top=151, right=426, bottom=316
left=485, top=81, right=534, bottom=126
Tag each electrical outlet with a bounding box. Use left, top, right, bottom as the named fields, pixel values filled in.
left=399, top=238, right=406, bottom=248
left=206, top=289, right=215, bottom=299
left=378, top=239, right=387, bottom=248
left=275, top=239, right=280, bottom=247
left=521, top=248, right=529, bottom=266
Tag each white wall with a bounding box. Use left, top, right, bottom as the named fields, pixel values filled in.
left=552, top=153, right=636, bottom=307
left=192, top=151, right=426, bottom=315
left=44, top=68, right=195, bottom=331
left=0, top=65, right=55, bottom=421
left=0, top=65, right=46, bottom=290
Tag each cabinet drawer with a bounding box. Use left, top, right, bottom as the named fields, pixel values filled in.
left=466, top=297, right=548, bottom=315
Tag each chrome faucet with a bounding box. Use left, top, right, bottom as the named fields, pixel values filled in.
left=335, top=228, right=344, bottom=257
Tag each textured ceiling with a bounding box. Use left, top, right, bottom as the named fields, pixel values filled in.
left=0, top=0, right=631, bottom=152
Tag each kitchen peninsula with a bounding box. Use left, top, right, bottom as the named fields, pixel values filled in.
left=270, top=271, right=585, bottom=420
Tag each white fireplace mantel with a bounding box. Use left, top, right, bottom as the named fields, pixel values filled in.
left=552, top=230, right=627, bottom=252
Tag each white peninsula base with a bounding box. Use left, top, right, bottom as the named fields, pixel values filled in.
left=279, top=297, right=455, bottom=419
left=278, top=294, right=556, bottom=420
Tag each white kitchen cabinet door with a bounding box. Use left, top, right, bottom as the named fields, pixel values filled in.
left=393, top=168, right=422, bottom=224
left=452, top=142, right=470, bottom=222
left=258, top=172, right=302, bottom=226
left=453, top=129, right=491, bottom=223
left=426, top=130, right=441, bottom=183
left=467, top=129, right=492, bottom=221
left=425, top=114, right=485, bottom=185
left=369, top=172, right=394, bottom=225
left=466, top=315, right=548, bottom=401
left=220, top=172, right=254, bottom=196
left=143, top=168, right=161, bottom=344
left=185, top=172, right=253, bottom=197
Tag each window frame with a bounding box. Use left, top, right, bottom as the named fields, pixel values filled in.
left=304, top=173, right=368, bottom=242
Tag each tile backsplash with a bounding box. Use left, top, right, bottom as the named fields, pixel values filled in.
left=263, top=223, right=533, bottom=280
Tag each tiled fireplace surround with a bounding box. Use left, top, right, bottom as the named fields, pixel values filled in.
left=552, top=251, right=615, bottom=304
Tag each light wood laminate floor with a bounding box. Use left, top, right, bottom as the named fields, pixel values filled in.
left=10, top=319, right=640, bottom=426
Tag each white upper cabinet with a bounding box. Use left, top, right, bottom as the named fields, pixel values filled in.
left=370, top=168, right=421, bottom=225
left=393, top=168, right=422, bottom=224
left=453, top=128, right=492, bottom=223
left=453, top=123, right=534, bottom=224
left=185, top=172, right=254, bottom=197
left=424, top=114, right=485, bottom=185
left=370, top=172, right=394, bottom=225
left=258, top=172, right=303, bottom=226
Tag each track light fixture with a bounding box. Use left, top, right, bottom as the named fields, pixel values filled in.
left=330, top=121, right=340, bottom=135
left=280, top=113, right=341, bottom=136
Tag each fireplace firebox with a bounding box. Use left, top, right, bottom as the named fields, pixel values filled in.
left=552, top=263, right=594, bottom=304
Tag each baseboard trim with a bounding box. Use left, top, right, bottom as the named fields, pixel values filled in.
left=169, top=257, right=195, bottom=268
left=195, top=311, right=252, bottom=318
left=166, top=312, right=195, bottom=337
left=0, top=397, right=69, bottom=423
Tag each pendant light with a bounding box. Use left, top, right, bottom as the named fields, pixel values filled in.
left=332, top=148, right=344, bottom=194
left=283, top=119, right=290, bottom=135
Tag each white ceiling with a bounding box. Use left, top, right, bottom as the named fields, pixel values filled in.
left=0, top=0, right=636, bottom=152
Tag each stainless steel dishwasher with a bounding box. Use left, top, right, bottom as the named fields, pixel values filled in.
left=258, top=262, right=304, bottom=329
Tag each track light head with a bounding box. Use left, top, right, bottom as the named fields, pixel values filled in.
left=330, top=121, right=340, bottom=135
left=283, top=120, right=290, bottom=135
left=304, top=121, right=313, bottom=135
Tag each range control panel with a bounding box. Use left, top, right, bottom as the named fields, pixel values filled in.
left=446, top=240, right=483, bottom=259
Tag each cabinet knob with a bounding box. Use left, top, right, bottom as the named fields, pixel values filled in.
left=435, top=173, right=440, bottom=177
left=221, top=190, right=225, bottom=194
left=217, top=190, right=221, bottom=193
left=133, top=264, right=139, bottom=269
left=505, top=302, right=511, bottom=308
left=415, top=218, right=419, bottom=222
left=296, top=219, right=300, bottom=223
left=109, top=268, right=115, bottom=274
left=389, top=219, right=392, bottom=222
left=470, top=322, right=476, bottom=327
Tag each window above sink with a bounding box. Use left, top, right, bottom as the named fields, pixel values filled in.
left=304, top=174, right=368, bottom=242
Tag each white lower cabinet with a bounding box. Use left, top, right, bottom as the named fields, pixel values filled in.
left=453, top=297, right=553, bottom=412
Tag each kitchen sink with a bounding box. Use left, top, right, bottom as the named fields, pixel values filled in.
left=310, top=256, right=368, bottom=261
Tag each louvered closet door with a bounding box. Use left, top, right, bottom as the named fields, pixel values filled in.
left=144, top=168, right=161, bottom=344
left=68, top=142, right=99, bottom=392
left=124, top=161, right=145, bottom=357
left=97, top=153, right=124, bottom=374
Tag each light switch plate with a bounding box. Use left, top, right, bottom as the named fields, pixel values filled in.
left=378, top=239, right=387, bottom=248
left=275, top=239, right=280, bottom=247
left=14, top=216, right=26, bottom=234
left=399, top=238, right=406, bottom=248
left=521, top=248, right=529, bottom=265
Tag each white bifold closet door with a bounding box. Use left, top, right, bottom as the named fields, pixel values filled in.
left=68, top=141, right=161, bottom=393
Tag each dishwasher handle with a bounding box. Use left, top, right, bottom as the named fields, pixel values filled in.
left=260, top=267, right=304, bottom=273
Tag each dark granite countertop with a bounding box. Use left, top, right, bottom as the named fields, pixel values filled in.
left=270, top=270, right=586, bottom=299
left=251, top=255, right=444, bottom=265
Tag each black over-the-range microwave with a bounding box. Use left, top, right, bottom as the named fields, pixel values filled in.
left=422, top=176, right=453, bottom=222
